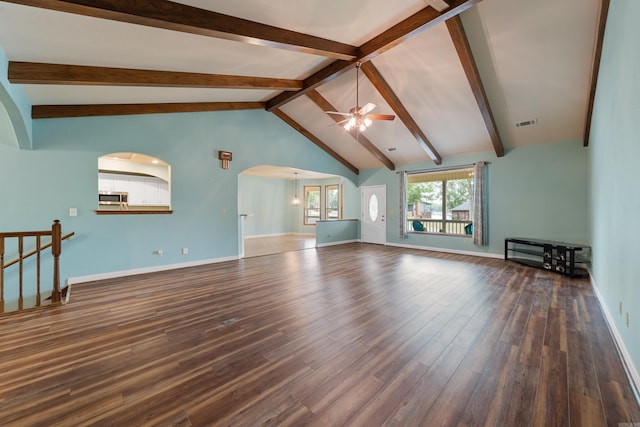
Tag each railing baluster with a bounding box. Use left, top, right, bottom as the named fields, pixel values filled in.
left=36, top=235, right=41, bottom=307
left=18, top=236, right=24, bottom=310
left=0, top=220, right=73, bottom=313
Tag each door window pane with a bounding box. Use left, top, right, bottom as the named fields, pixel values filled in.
left=369, top=194, right=379, bottom=222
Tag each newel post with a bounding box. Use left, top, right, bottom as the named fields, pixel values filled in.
left=51, top=220, right=62, bottom=304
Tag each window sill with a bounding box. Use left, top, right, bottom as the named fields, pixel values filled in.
left=96, top=210, right=173, bottom=215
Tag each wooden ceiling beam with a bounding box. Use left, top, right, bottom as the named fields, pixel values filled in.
left=272, top=109, right=359, bottom=175
left=9, top=62, right=302, bottom=90
left=266, top=60, right=357, bottom=112
left=358, top=0, right=480, bottom=62
left=446, top=15, right=504, bottom=157
left=32, top=102, right=265, bottom=119
left=266, top=0, right=480, bottom=111
left=583, top=0, right=610, bottom=147
left=306, top=90, right=396, bottom=171
left=360, top=61, right=442, bottom=165
left=2, top=0, right=358, bottom=60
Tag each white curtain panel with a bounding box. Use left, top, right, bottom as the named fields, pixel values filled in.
left=399, top=172, right=408, bottom=238
left=473, top=161, right=488, bottom=246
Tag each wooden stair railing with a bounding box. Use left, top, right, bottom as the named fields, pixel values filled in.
left=0, top=220, right=74, bottom=314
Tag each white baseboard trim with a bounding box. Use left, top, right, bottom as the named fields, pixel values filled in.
left=244, top=233, right=315, bottom=239
left=591, top=278, right=640, bottom=404
left=386, top=242, right=503, bottom=259
left=244, top=233, right=289, bottom=239
left=66, top=255, right=240, bottom=286
left=315, top=239, right=359, bottom=248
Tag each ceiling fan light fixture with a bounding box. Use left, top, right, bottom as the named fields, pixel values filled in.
left=344, top=117, right=356, bottom=131
left=343, top=115, right=372, bottom=132
left=327, top=62, right=395, bottom=133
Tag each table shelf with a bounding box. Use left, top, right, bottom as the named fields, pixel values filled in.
left=505, top=238, right=589, bottom=278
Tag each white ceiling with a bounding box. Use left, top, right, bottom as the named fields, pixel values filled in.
left=0, top=0, right=602, bottom=173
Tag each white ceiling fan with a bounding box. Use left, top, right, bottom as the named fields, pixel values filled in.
left=326, top=62, right=395, bottom=133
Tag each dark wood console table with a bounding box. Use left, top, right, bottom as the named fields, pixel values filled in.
left=504, top=237, right=590, bottom=278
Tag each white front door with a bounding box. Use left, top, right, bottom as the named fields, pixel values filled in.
left=361, top=185, right=386, bottom=245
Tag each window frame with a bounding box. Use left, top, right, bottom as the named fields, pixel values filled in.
left=406, top=167, right=474, bottom=236
left=303, top=185, right=321, bottom=225
left=324, top=184, right=342, bottom=220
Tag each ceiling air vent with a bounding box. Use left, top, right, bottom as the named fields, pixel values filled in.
left=515, top=118, right=537, bottom=128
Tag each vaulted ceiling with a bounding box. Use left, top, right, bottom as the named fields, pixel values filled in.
left=0, top=0, right=606, bottom=174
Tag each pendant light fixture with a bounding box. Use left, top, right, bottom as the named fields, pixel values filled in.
left=292, top=172, right=300, bottom=205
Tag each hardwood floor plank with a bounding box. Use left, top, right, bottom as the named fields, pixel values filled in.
left=458, top=341, right=520, bottom=427
left=567, top=328, right=601, bottom=400
left=0, top=243, right=637, bottom=425
left=347, top=359, right=429, bottom=426
left=494, top=363, right=540, bottom=427
left=518, top=313, right=547, bottom=367
left=420, top=367, right=481, bottom=427
left=307, top=374, right=384, bottom=426
left=532, top=345, right=569, bottom=427
left=185, top=358, right=314, bottom=426
left=300, top=343, right=390, bottom=414
left=384, top=343, right=470, bottom=426
left=569, top=390, right=606, bottom=427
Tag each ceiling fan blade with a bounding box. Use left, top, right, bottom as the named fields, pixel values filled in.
left=330, top=118, right=351, bottom=127
left=325, top=111, right=352, bottom=117
left=366, top=114, right=396, bottom=121
left=358, top=103, right=377, bottom=115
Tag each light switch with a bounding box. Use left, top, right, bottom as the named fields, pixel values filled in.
left=69, top=208, right=78, bottom=217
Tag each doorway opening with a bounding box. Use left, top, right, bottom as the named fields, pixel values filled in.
left=239, top=165, right=355, bottom=258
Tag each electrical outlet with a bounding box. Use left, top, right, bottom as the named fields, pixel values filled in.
left=69, top=208, right=78, bottom=217
left=182, top=247, right=189, bottom=255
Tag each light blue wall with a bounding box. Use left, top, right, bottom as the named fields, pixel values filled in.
left=358, top=140, right=589, bottom=256
left=239, top=175, right=293, bottom=237
left=0, top=109, right=358, bottom=295
left=590, top=0, right=640, bottom=379
left=316, top=219, right=359, bottom=245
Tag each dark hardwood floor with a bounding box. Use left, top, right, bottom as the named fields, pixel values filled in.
left=0, top=243, right=638, bottom=426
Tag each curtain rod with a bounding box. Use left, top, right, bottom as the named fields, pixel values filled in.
left=396, top=161, right=490, bottom=175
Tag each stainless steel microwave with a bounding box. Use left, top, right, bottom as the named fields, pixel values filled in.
left=98, top=191, right=128, bottom=205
